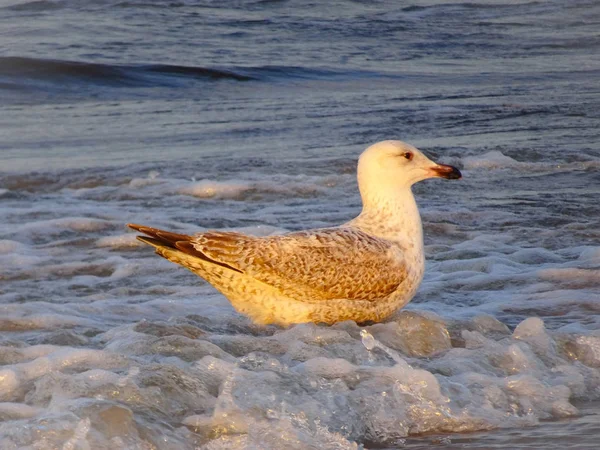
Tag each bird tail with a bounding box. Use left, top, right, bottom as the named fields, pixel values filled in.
left=128, top=223, right=190, bottom=250
left=127, top=223, right=204, bottom=271
left=128, top=223, right=242, bottom=274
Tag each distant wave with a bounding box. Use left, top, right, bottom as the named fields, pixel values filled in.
left=240, top=65, right=375, bottom=81
left=401, top=2, right=528, bottom=12
left=3, top=0, right=288, bottom=12
left=0, top=57, right=255, bottom=88
left=2, top=0, right=63, bottom=11
left=0, top=56, right=389, bottom=91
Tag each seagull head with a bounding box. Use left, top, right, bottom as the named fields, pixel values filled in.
left=357, top=140, right=461, bottom=192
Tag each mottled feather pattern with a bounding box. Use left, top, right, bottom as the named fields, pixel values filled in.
left=191, top=228, right=407, bottom=302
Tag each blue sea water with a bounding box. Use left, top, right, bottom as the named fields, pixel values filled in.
left=1, top=1, right=600, bottom=448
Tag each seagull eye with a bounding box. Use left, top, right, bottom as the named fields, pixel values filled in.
left=403, top=152, right=413, bottom=161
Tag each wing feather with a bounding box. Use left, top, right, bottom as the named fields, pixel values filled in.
left=192, top=228, right=407, bottom=302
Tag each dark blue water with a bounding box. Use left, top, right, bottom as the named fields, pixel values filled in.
left=1, top=1, right=600, bottom=449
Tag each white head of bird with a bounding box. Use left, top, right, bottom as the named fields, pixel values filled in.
left=353, top=140, right=461, bottom=234
left=357, top=140, right=461, bottom=195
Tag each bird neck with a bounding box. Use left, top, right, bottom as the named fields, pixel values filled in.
left=351, top=187, right=424, bottom=250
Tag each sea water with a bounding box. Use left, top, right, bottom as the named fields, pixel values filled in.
left=1, top=0, right=599, bottom=448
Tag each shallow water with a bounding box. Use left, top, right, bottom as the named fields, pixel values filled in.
left=1, top=0, right=600, bottom=448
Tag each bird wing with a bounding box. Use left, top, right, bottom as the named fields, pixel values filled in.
left=191, top=227, right=408, bottom=302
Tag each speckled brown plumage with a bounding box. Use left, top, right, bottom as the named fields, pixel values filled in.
left=193, top=228, right=407, bottom=301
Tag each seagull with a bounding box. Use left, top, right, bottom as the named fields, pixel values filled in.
left=128, top=140, right=461, bottom=325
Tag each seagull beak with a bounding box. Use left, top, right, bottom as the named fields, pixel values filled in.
left=430, top=164, right=462, bottom=180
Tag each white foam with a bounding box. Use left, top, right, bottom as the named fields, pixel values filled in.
left=96, top=233, right=141, bottom=248
left=0, top=240, right=25, bottom=255
left=16, top=345, right=61, bottom=361
left=513, top=317, right=554, bottom=353
left=128, top=170, right=162, bottom=188
left=293, top=357, right=355, bottom=378
left=21, top=217, right=114, bottom=233
left=61, top=417, right=91, bottom=450
left=0, top=314, right=95, bottom=331
left=178, top=179, right=251, bottom=199
left=0, top=402, right=41, bottom=420
left=175, top=174, right=338, bottom=201
left=462, top=151, right=521, bottom=170
left=0, top=348, right=130, bottom=402
left=577, top=247, right=600, bottom=263
left=0, top=370, right=19, bottom=401
left=0, top=314, right=598, bottom=448
left=537, top=267, right=600, bottom=288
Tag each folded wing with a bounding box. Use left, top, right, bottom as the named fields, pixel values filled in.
left=192, top=228, right=407, bottom=302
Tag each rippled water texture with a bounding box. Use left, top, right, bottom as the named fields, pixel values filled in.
left=1, top=0, right=600, bottom=448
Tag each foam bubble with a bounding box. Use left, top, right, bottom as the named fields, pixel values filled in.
left=61, top=417, right=91, bottom=450
left=513, top=317, right=554, bottom=353
left=96, top=233, right=141, bottom=248
left=0, top=370, right=19, bottom=401
left=22, top=217, right=114, bottom=233
left=0, top=402, right=41, bottom=420
left=0, top=240, right=25, bottom=255
left=128, top=171, right=163, bottom=188
left=462, top=151, right=521, bottom=170
left=368, top=311, right=452, bottom=357
left=293, top=357, right=356, bottom=379
left=0, top=315, right=95, bottom=332
left=537, top=268, right=600, bottom=288
left=178, top=180, right=252, bottom=199
left=578, top=247, right=600, bottom=263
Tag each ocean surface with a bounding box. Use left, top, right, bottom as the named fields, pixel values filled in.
left=1, top=0, right=600, bottom=448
